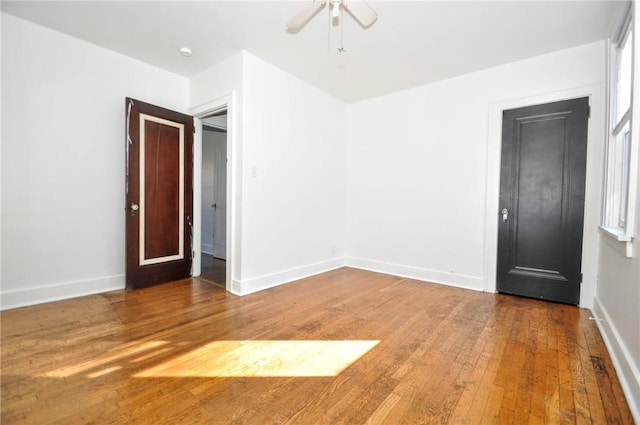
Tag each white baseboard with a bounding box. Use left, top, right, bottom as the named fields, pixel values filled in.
left=591, top=297, right=640, bottom=423
left=235, top=258, right=347, bottom=296
left=201, top=244, right=214, bottom=255
left=1, top=274, right=125, bottom=311
left=345, top=257, right=484, bottom=292
left=230, top=279, right=242, bottom=295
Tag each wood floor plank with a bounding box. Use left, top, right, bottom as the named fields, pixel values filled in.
left=581, top=313, right=635, bottom=425
left=576, top=315, right=609, bottom=425
left=1, top=268, right=634, bottom=424
left=557, top=319, right=578, bottom=424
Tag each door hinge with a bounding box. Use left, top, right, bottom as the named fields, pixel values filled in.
left=580, top=273, right=583, bottom=283
left=587, top=106, right=591, bottom=118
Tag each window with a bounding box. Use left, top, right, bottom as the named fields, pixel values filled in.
left=603, top=6, right=636, bottom=256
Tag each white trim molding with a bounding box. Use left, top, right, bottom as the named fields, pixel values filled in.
left=599, top=10, right=638, bottom=259
left=0, top=275, right=125, bottom=311
left=591, top=297, right=640, bottom=423
left=234, top=259, right=346, bottom=296
left=138, top=113, right=185, bottom=266
left=346, top=257, right=484, bottom=292
left=600, top=226, right=634, bottom=257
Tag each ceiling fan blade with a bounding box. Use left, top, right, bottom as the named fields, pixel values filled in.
left=286, top=0, right=327, bottom=32
left=343, top=0, right=377, bottom=28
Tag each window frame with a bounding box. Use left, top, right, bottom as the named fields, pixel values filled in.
left=601, top=4, right=638, bottom=258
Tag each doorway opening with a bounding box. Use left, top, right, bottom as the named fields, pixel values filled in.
left=200, top=112, right=228, bottom=288
left=190, top=94, right=235, bottom=294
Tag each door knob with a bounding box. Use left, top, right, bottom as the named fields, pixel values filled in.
left=501, top=208, right=509, bottom=222
left=129, top=203, right=139, bottom=216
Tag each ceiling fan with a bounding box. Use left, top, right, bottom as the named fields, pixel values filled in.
left=286, top=0, right=378, bottom=33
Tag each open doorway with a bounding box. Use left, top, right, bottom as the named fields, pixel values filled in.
left=199, top=112, right=228, bottom=288
left=191, top=94, right=236, bottom=294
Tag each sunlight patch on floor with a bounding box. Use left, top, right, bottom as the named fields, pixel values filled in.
left=133, top=340, right=380, bottom=377
left=43, top=340, right=169, bottom=378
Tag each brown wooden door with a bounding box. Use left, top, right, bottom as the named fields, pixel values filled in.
left=497, top=97, right=589, bottom=305
left=125, top=98, right=194, bottom=290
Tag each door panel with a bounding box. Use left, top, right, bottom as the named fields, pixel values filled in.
left=213, top=135, right=227, bottom=260
left=497, top=98, right=589, bottom=304
left=515, top=118, right=565, bottom=275
left=126, top=98, right=194, bottom=290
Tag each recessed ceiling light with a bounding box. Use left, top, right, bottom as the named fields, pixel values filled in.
left=179, top=47, right=192, bottom=57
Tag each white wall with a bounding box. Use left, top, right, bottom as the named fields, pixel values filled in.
left=1, top=13, right=189, bottom=309
left=201, top=129, right=216, bottom=254
left=190, top=52, right=243, bottom=110
left=189, top=51, right=348, bottom=295
left=238, top=52, right=347, bottom=294
left=1, top=11, right=4, bottom=297
left=591, top=4, right=640, bottom=420
left=596, top=230, right=640, bottom=422
left=346, top=42, right=606, bottom=301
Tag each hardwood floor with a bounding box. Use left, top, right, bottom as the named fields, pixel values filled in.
left=1, top=268, right=633, bottom=424
left=200, top=253, right=226, bottom=288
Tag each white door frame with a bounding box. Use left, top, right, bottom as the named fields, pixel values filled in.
left=483, top=84, right=605, bottom=308
left=190, top=93, right=237, bottom=292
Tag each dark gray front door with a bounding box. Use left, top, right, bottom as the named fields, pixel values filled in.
left=497, top=97, right=589, bottom=305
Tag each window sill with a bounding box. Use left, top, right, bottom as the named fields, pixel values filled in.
left=599, top=226, right=634, bottom=257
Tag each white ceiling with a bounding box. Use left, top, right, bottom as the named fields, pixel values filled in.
left=1, top=1, right=624, bottom=103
